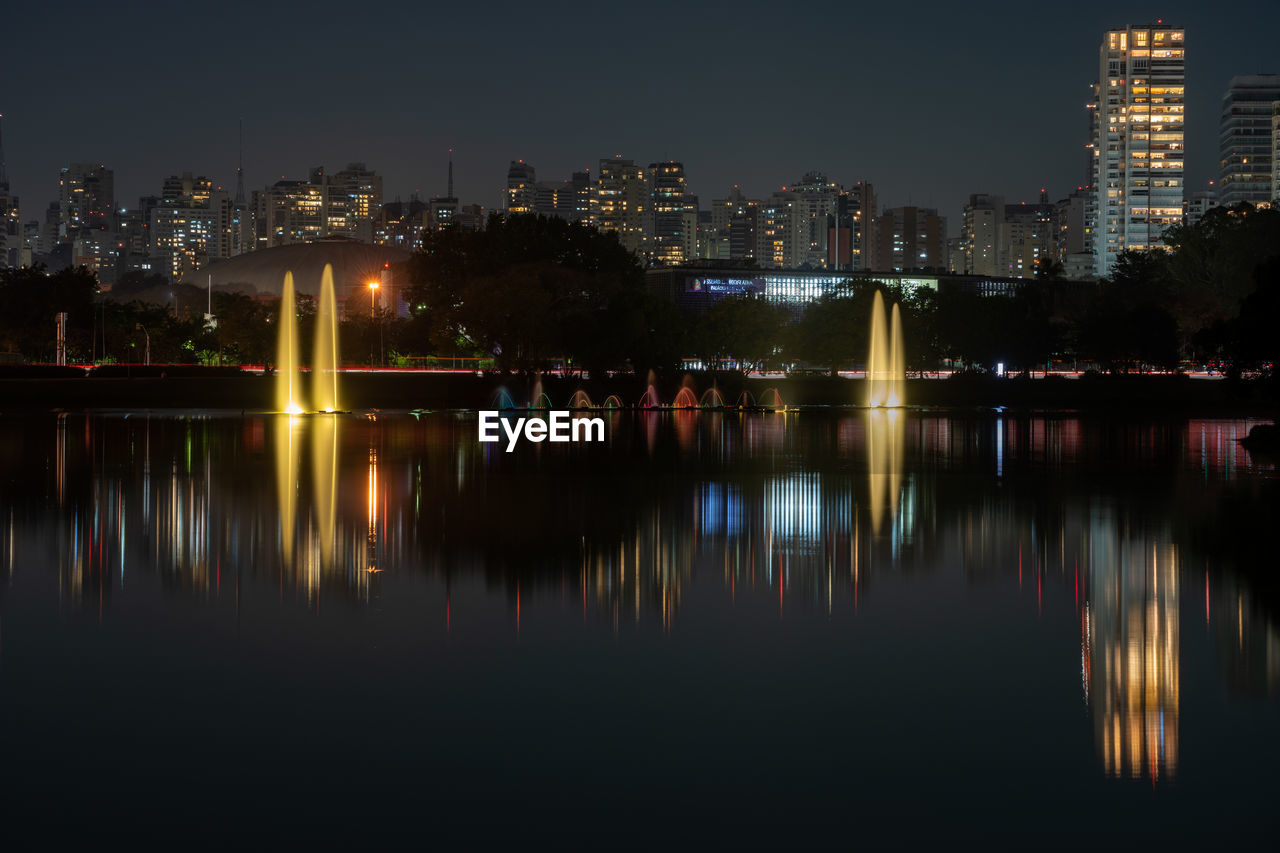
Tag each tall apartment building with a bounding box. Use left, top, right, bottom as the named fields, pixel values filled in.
left=869, top=206, right=946, bottom=272
left=707, top=187, right=759, bottom=263
left=1218, top=75, right=1280, bottom=207
left=1003, top=195, right=1055, bottom=277
left=376, top=199, right=429, bottom=251
left=788, top=172, right=841, bottom=268
left=1092, top=22, right=1186, bottom=278
left=645, top=161, right=697, bottom=266
left=1054, top=187, right=1097, bottom=279
left=150, top=172, right=233, bottom=281
left=755, top=192, right=808, bottom=269
left=250, top=164, right=383, bottom=250
left=961, top=193, right=1005, bottom=276
left=844, top=182, right=877, bottom=271
left=595, top=157, right=648, bottom=255
left=0, top=117, right=20, bottom=268
left=58, top=162, right=114, bottom=239
left=960, top=193, right=1055, bottom=278
left=1274, top=104, right=1280, bottom=203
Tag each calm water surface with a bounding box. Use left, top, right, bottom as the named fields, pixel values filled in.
left=0, top=410, right=1277, bottom=845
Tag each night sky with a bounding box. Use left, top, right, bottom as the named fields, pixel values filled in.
left=6, top=1, right=1278, bottom=229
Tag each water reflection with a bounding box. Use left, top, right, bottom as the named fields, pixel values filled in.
left=1084, top=530, right=1179, bottom=780
left=0, top=410, right=1276, bottom=788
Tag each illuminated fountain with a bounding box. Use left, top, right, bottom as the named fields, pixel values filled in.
left=603, top=395, right=623, bottom=410
left=866, top=290, right=905, bottom=408
left=699, top=387, right=726, bottom=408
left=312, top=264, right=341, bottom=412
left=490, top=387, right=516, bottom=410
left=568, top=390, right=594, bottom=410
left=759, top=388, right=784, bottom=410
left=530, top=375, right=552, bottom=410
left=275, top=272, right=306, bottom=414
left=672, top=387, right=698, bottom=409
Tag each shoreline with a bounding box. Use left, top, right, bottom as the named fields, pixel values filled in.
left=0, top=370, right=1275, bottom=416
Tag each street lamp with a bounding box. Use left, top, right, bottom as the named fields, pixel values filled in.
left=135, top=323, right=150, bottom=366
left=367, top=282, right=381, bottom=366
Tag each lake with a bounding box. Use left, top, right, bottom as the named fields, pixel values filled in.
left=0, top=410, right=1276, bottom=846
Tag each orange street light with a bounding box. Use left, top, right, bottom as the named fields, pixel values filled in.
left=367, top=281, right=379, bottom=318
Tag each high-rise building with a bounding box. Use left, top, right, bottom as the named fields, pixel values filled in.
left=645, top=161, right=697, bottom=266
left=1002, top=195, right=1055, bottom=277
left=0, top=116, right=20, bottom=268
left=376, top=198, right=429, bottom=251
left=1055, top=186, right=1097, bottom=279
left=961, top=193, right=1005, bottom=276
left=58, top=162, right=114, bottom=239
left=756, top=192, right=807, bottom=269
left=788, top=172, right=840, bottom=268
left=529, top=171, right=594, bottom=225
left=506, top=161, right=536, bottom=215
left=330, top=163, right=383, bottom=241
left=1092, top=22, right=1186, bottom=278
left=1218, top=75, right=1280, bottom=207
left=596, top=157, right=648, bottom=255
left=150, top=172, right=233, bottom=281
left=250, top=164, right=382, bottom=249
left=1273, top=103, right=1280, bottom=203
left=869, top=206, right=946, bottom=272
left=844, top=182, right=877, bottom=271
left=708, top=187, right=759, bottom=263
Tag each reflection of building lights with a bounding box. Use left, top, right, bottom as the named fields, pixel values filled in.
left=1086, top=529, right=1179, bottom=780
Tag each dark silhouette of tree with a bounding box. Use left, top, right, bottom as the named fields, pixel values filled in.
left=405, top=214, right=647, bottom=373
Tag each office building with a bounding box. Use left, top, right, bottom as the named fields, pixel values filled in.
left=506, top=161, right=536, bottom=215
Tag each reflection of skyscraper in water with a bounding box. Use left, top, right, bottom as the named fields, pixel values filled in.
left=1083, top=517, right=1179, bottom=779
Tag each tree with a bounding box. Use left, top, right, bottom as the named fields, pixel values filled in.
left=690, top=295, right=788, bottom=372
left=0, top=265, right=99, bottom=360
left=405, top=214, right=647, bottom=373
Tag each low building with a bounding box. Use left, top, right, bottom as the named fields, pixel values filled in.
left=645, top=266, right=1041, bottom=311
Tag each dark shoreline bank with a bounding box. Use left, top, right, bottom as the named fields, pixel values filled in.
left=0, top=368, right=1276, bottom=415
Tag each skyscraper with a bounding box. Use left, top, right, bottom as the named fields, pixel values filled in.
left=645, top=161, right=697, bottom=266
left=961, top=193, right=1005, bottom=276
left=0, top=114, right=20, bottom=268
left=1092, top=22, right=1185, bottom=278
left=1218, top=75, right=1280, bottom=207
left=58, top=162, right=115, bottom=239
left=596, top=157, right=648, bottom=255
left=869, top=206, right=947, bottom=272
left=151, top=172, right=233, bottom=280
left=505, top=161, right=536, bottom=215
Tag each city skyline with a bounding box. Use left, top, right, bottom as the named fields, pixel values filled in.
left=5, top=2, right=1279, bottom=230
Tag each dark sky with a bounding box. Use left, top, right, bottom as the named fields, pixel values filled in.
left=5, top=1, right=1278, bottom=231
